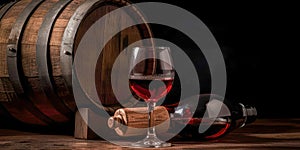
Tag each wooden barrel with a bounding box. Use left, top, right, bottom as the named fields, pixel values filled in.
left=0, top=0, right=152, bottom=126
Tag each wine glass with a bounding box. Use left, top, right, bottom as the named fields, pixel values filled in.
left=128, top=46, right=175, bottom=147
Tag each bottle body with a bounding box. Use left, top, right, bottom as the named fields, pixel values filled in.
left=169, top=94, right=257, bottom=139
left=172, top=117, right=231, bottom=139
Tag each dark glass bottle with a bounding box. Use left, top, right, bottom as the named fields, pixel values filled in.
left=167, top=94, right=257, bottom=139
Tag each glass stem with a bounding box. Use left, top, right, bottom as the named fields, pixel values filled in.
left=147, top=102, right=156, bottom=138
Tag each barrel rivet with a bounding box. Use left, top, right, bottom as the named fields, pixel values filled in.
left=64, top=50, right=72, bottom=55
left=8, top=48, right=16, bottom=53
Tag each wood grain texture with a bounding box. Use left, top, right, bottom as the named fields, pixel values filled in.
left=74, top=108, right=98, bottom=140
left=0, top=0, right=152, bottom=125
left=0, top=0, right=49, bottom=125
left=110, top=106, right=170, bottom=136
left=21, top=0, right=70, bottom=123
left=1, top=119, right=300, bottom=149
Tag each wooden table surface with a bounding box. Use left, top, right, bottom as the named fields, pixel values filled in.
left=1, top=119, right=300, bottom=150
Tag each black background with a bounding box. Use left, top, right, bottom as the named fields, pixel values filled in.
left=1, top=1, right=298, bottom=118
left=132, top=0, right=299, bottom=118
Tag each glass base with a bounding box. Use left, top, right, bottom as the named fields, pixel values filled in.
left=131, top=136, right=171, bottom=148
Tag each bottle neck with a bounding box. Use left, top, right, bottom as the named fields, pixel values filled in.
left=239, top=103, right=257, bottom=128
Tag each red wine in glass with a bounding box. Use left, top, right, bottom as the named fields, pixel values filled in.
left=129, top=76, right=174, bottom=103
left=128, top=46, right=174, bottom=148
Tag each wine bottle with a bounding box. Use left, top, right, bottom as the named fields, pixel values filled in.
left=168, top=94, right=257, bottom=139
left=107, top=94, right=257, bottom=140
